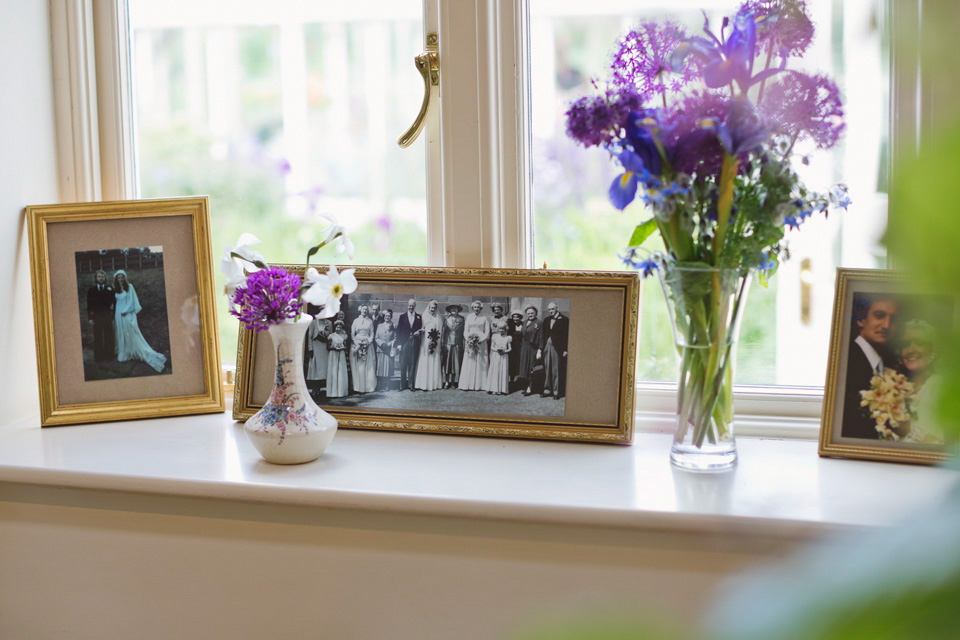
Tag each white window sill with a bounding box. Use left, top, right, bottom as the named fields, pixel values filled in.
left=0, top=410, right=955, bottom=540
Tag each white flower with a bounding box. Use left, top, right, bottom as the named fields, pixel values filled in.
left=221, top=233, right=265, bottom=298
left=302, top=264, right=358, bottom=318
left=318, top=212, right=354, bottom=260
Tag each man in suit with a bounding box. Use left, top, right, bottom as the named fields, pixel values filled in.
left=841, top=294, right=900, bottom=439
left=394, top=298, right=422, bottom=390
left=86, top=269, right=115, bottom=362
left=538, top=302, right=569, bottom=399
left=371, top=302, right=382, bottom=334
left=441, top=304, right=465, bottom=388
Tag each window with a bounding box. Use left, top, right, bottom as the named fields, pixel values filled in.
left=65, top=0, right=911, bottom=427
left=528, top=0, right=889, bottom=388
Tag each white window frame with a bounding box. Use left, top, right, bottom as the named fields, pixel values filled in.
left=53, top=0, right=920, bottom=437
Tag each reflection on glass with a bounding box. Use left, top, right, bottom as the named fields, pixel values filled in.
left=530, top=0, right=888, bottom=386
left=128, top=2, right=428, bottom=359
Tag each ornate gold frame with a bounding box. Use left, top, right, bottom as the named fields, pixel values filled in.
left=233, top=266, right=639, bottom=444
left=26, top=197, right=225, bottom=426
left=819, top=268, right=952, bottom=464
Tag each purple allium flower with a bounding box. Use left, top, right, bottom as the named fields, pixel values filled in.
left=565, top=86, right=644, bottom=148
left=230, top=267, right=303, bottom=332
left=610, top=21, right=698, bottom=104
left=760, top=71, right=845, bottom=150
left=741, top=0, right=815, bottom=57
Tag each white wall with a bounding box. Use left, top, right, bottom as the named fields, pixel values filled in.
left=0, top=0, right=60, bottom=422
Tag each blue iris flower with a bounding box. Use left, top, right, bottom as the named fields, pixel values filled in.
left=699, top=98, right=774, bottom=156
left=671, top=10, right=785, bottom=95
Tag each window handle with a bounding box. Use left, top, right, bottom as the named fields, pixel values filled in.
left=397, top=33, right=439, bottom=148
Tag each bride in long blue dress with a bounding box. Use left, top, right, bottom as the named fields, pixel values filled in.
left=113, top=270, right=167, bottom=373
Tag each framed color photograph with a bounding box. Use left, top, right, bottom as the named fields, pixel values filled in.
left=820, top=268, right=956, bottom=464
left=234, top=267, right=640, bottom=443
left=26, top=197, right=225, bottom=426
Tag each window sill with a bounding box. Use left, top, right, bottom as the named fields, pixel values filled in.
left=0, top=411, right=955, bottom=541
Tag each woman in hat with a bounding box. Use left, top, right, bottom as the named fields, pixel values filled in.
left=326, top=320, right=349, bottom=398
left=414, top=300, right=444, bottom=391
left=442, top=303, right=465, bottom=388
left=375, top=308, right=396, bottom=389
left=112, top=270, right=167, bottom=373
left=458, top=300, right=491, bottom=391
left=351, top=304, right=378, bottom=393
left=508, top=311, right=524, bottom=389
left=519, top=305, right=541, bottom=395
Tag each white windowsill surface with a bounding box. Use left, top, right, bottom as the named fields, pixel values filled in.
left=0, top=410, right=956, bottom=540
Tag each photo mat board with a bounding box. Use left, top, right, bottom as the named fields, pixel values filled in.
left=26, top=197, right=226, bottom=426
left=233, top=267, right=639, bottom=443
left=819, top=268, right=956, bottom=464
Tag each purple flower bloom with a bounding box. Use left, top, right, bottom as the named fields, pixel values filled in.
left=230, top=267, right=303, bottom=332
left=609, top=21, right=698, bottom=104
left=702, top=98, right=775, bottom=156
left=740, top=0, right=815, bottom=57
left=663, top=91, right=728, bottom=175
left=760, top=71, right=845, bottom=150
left=565, top=86, right=644, bottom=148
left=672, top=10, right=785, bottom=94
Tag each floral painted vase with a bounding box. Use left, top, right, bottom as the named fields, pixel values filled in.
left=244, top=314, right=337, bottom=464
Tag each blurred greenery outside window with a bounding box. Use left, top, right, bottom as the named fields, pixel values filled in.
left=129, top=1, right=889, bottom=390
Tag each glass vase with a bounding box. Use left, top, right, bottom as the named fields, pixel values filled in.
left=657, top=264, right=751, bottom=471
left=244, top=314, right=338, bottom=464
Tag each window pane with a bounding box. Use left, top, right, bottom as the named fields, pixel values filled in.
left=128, top=2, right=428, bottom=359
left=529, top=0, right=888, bottom=387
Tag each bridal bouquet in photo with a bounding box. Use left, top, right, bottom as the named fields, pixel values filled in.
left=859, top=369, right=915, bottom=441
left=466, top=334, right=481, bottom=355
left=566, top=0, right=850, bottom=469
left=427, top=328, right=441, bottom=355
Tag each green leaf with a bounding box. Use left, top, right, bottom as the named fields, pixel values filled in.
left=628, top=218, right=658, bottom=247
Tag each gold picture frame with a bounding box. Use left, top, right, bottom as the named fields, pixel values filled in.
left=26, top=197, right=225, bottom=426
left=233, top=266, right=639, bottom=444
left=819, top=268, right=955, bottom=464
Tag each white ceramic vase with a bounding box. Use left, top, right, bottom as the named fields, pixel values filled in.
left=244, top=314, right=338, bottom=464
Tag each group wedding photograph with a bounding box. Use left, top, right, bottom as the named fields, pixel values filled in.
left=75, top=247, right=173, bottom=381
left=301, top=293, right=570, bottom=417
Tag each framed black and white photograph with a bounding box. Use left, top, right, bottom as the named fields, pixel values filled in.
left=234, top=267, right=639, bottom=443
left=26, top=198, right=225, bottom=426
left=820, top=268, right=956, bottom=464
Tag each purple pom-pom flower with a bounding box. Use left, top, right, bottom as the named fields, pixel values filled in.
left=230, top=267, right=303, bottom=332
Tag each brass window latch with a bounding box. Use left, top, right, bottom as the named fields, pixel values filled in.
left=397, top=33, right=439, bottom=148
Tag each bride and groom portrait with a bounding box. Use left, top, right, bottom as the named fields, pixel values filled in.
left=76, top=247, right=173, bottom=381
left=840, top=291, right=952, bottom=445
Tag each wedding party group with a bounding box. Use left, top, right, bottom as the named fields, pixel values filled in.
left=841, top=292, right=949, bottom=445
left=76, top=248, right=172, bottom=381
left=302, top=295, right=570, bottom=414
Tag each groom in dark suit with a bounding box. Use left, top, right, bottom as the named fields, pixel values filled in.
left=394, top=298, right=422, bottom=390
left=538, top=302, right=569, bottom=399
left=86, top=269, right=115, bottom=362
left=841, top=294, right=900, bottom=439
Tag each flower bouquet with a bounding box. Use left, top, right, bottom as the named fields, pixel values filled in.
left=222, top=214, right=356, bottom=464
left=859, top=368, right=915, bottom=441
left=466, top=334, right=481, bottom=355
left=427, top=328, right=441, bottom=355
left=355, top=339, right=370, bottom=360
left=566, top=1, right=849, bottom=469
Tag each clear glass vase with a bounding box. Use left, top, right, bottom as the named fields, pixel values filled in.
left=657, top=264, right=751, bottom=471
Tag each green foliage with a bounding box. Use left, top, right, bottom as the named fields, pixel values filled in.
left=628, top=218, right=658, bottom=247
